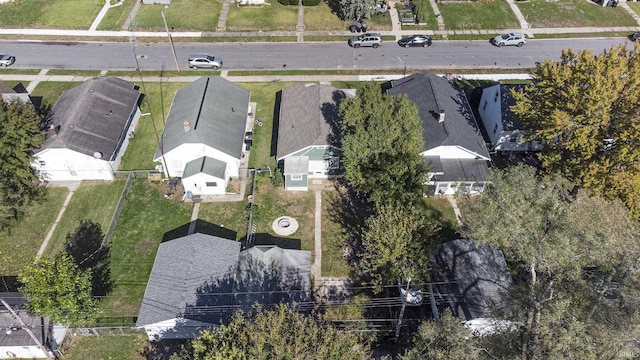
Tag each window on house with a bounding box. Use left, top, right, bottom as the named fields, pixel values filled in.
left=493, top=124, right=498, bottom=134
left=206, top=182, right=218, bottom=187
left=494, top=92, right=499, bottom=102
left=291, top=174, right=303, bottom=181
left=483, top=100, right=488, bottom=111
left=38, top=160, right=46, bottom=166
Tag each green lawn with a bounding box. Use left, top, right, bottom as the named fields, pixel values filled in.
left=322, top=190, right=351, bottom=278
left=97, top=0, right=138, bottom=31
left=0, top=188, right=69, bottom=276
left=0, top=0, right=101, bottom=29
left=119, top=82, right=188, bottom=171
left=63, top=332, right=148, bottom=360
left=198, top=199, right=251, bottom=241
left=628, top=1, right=640, bottom=16
left=31, top=81, right=82, bottom=114
left=43, top=181, right=127, bottom=258
left=226, top=2, right=298, bottom=31
left=517, top=0, right=637, bottom=28
left=438, top=0, right=519, bottom=30
left=131, top=0, right=222, bottom=32
left=98, top=180, right=192, bottom=317
left=304, top=2, right=348, bottom=31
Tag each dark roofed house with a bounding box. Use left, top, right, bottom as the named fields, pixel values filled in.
left=154, top=77, right=251, bottom=196
left=32, top=77, right=141, bottom=181
left=386, top=73, right=491, bottom=195
left=433, top=239, right=512, bottom=322
left=276, top=83, right=350, bottom=191
left=477, top=83, right=542, bottom=153
left=136, top=233, right=311, bottom=341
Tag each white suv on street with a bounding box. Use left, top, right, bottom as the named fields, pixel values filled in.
left=188, top=54, right=223, bottom=70
left=348, top=33, right=382, bottom=48
left=491, top=33, right=527, bottom=47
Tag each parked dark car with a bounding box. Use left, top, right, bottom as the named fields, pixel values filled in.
left=398, top=34, right=432, bottom=48
left=630, top=32, right=640, bottom=41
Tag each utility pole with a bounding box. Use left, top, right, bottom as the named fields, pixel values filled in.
left=161, top=9, right=180, bottom=72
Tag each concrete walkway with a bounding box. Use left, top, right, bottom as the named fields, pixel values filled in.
left=122, top=0, right=143, bottom=31
left=505, top=0, right=530, bottom=34
left=620, top=1, right=640, bottom=26
left=35, top=181, right=82, bottom=260
left=217, top=0, right=231, bottom=32
left=445, top=195, right=463, bottom=226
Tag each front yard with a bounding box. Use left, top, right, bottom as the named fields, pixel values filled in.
left=438, top=0, right=519, bottom=30
left=131, top=0, right=222, bottom=32
left=517, top=0, right=637, bottom=28
left=0, top=0, right=101, bottom=29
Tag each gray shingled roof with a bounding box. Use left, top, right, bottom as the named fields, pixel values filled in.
left=387, top=73, right=490, bottom=159
left=155, top=77, right=250, bottom=161
left=236, top=246, right=312, bottom=308
left=137, top=235, right=312, bottom=328
left=0, top=81, right=15, bottom=94
left=276, top=83, right=346, bottom=160
left=425, top=156, right=490, bottom=182
left=136, top=233, right=241, bottom=327
left=34, top=77, right=140, bottom=160
left=0, top=292, right=47, bottom=347
left=434, top=239, right=512, bottom=321
left=283, top=156, right=309, bottom=175
left=183, top=156, right=227, bottom=179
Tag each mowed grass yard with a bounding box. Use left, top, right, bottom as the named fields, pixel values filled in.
left=517, top=0, right=637, bottom=28
left=226, top=2, right=298, bottom=31
left=438, top=0, right=519, bottom=30
left=0, top=0, right=101, bottom=29
left=131, top=0, right=222, bottom=32
left=63, top=332, right=148, bottom=360
left=97, top=0, right=138, bottom=31
left=43, top=181, right=127, bottom=258
left=0, top=188, right=68, bottom=276
left=98, top=180, right=193, bottom=318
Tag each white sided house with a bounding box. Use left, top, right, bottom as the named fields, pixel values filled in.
left=386, top=73, right=491, bottom=195
left=154, top=77, right=250, bottom=196
left=276, top=83, right=350, bottom=191
left=32, top=77, right=141, bottom=181
left=477, top=84, right=542, bottom=153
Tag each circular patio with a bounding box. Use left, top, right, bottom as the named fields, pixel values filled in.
left=272, top=216, right=299, bottom=236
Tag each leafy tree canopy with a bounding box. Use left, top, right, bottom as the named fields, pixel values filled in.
left=171, top=304, right=370, bottom=360
left=19, top=253, right=96, bottom=326
left=360, top=203, right=437, bottom=293
left=327, top=0, right=376, bottom=21
left=0, top=100, right=45, bottom=230
left=459, top=165, right=640, bottom=360
left=339, top=82, right=427, bottom=206
left=511, top=45, right=640, bottom=217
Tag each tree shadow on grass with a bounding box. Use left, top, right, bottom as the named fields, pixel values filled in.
left=161, top=220, right=238, bottom=243
left=65, top=219, right=112, bottom=297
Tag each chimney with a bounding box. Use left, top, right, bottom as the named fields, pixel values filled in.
left=183, top=120, right=191, bottom=132
left=48, top=125, right=58, bottom=137
left=438, top=110, right=445, bottom=123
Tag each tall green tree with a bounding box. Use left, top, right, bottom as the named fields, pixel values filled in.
left=0, top=99, right=45, bottom=230
left=360, top=203, right=436, bottom=293
left=327, top=0, right=376, bottom=21
left=339, top=82, right=427, bottom=206
left=19, top=253, right=96, bottom=326
left=511, top=45, right=640, bottom=218
left=459, top=165, right=640, bottom=360
left=401, top=309, right=482, bottom=360
left=171, top=304, right=369, bottom=360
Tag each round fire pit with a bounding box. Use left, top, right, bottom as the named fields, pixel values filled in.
left=272, top=216, right=299, bottom=236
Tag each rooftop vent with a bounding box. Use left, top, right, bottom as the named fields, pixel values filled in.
left=183, top=120, right=191, bottom=132
left=438, top=110, right=445, bottom=123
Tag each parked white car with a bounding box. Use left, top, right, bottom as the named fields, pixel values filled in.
left=0, top=54, right=15, bottom=67
left=491, top=33, right=526, bottom=47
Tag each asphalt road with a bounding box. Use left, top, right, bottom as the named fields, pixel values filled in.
left=1, top=37, right=632, bottom=71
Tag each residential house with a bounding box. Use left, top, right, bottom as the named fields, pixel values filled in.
left=386, top=73, right=491, bottom=195
left=0, top=81, right=32, bottom=106
left=276, top=83, right=348, bottom=191
left=477, top=84, right=542, bottom=152
left=0, top=293, right=68, bottom=359
left=32, top=77, right=141, bottom=181
left=154, top=77, right=251, bottom=196
left=433, top=239, right=512, bottom=326
left=136, top=233, right=311, bottom=340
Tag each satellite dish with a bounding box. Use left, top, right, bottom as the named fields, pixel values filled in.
left=93, top=152, right=103, bottom=159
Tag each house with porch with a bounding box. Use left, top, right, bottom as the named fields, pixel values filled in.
left=276, top=83, right=349, bottom=191
left=386, top=73, right=491, bottom=195
left=31, top=77, right=141, bottom=181
left=154, top=76, right=251, bottom=196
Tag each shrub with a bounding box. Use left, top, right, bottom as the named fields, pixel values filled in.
left=303, top=0, right=322, bottom=5
left=278, top=0, right=299, bottom=5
